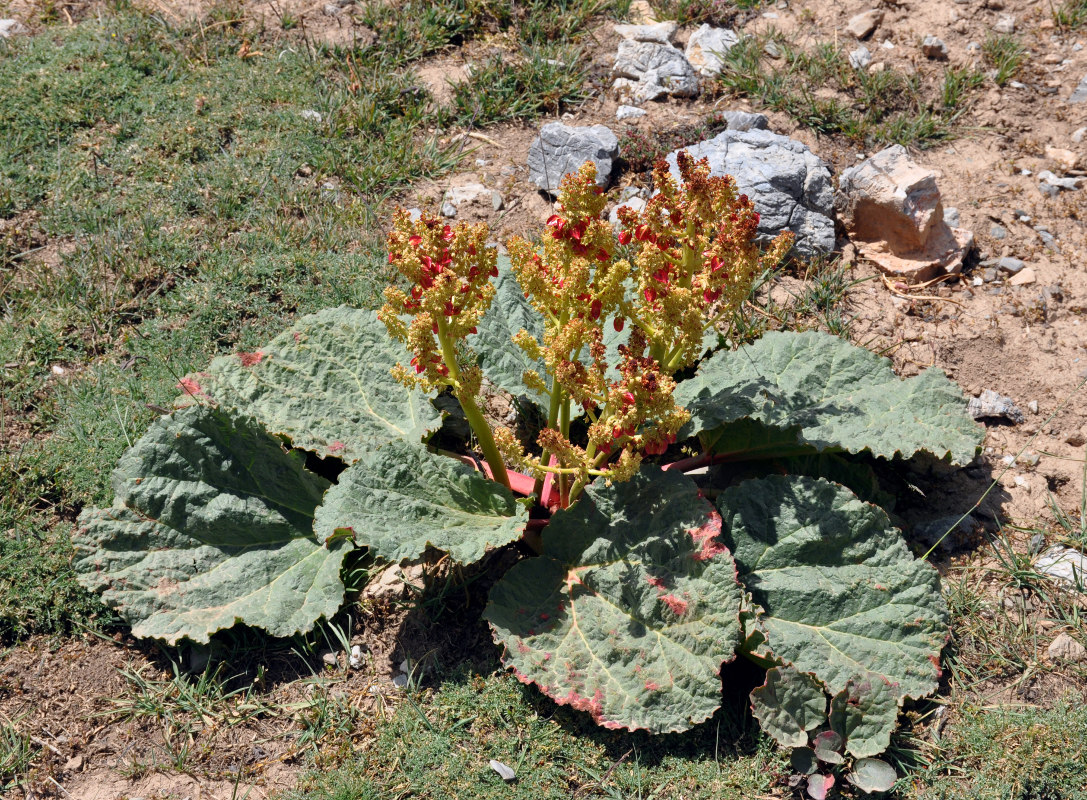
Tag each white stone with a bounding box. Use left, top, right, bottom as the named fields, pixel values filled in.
left=993, top=15, right=1016, bottom=34
left=1036, top=545, right=1087, bottom=588
left=300, top=109, right=323, bottom=123
left=684, top=24, right=740, bottom=77
left=613, top=40, right=699, bottom=97
left=849, top=45, right=872, bottom=69
left=616, top=104, right=647, bottom=121
left=613, top=21, right=677, bottom=44
left=0, top=19, right=28, bottom=38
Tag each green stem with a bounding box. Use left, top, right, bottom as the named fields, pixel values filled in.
left=436, top=317, right=511, bottom=491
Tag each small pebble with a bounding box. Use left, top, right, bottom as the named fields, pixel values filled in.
left=1029, top=533, right=1046, bottom=555
left=993, top=15, right=1016, bottom=34
left=990, top=224, right=1007, bottom=239
left=922, top=36, right=949, bottom=60
left=489, top=760, right=517, bottom=782
left=943, top=206, right=960, bottom=226
left=392, top=673, right=408, bottom=688
left=1027, top=400, right=1039, bottom=414
left=616, top=105, right=647, bottom=121
left=300, top=109, right=323, bottom=123
left=321, top=651, right=338, bottom=667
left=349, top=644, right=365, bottom=669
left=1072, top=127, right=1087, bottom=144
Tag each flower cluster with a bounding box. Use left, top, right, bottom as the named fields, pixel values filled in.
left=380, top=210, right=496, bottom=396
left=381, top=153, right=791, bottom=506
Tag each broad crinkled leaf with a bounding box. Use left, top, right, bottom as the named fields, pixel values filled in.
left=177, top=306, right=440, bottom=461
left=314, top=440, right=528, bottom=565
left=829, top=676, right=901, bottom=758
left=718, top=475, right=948, bottom=717
left=750, top=666, right=827, bottom=748
left=73, top=405, right=349, bottom=645
left=473, top=256, right=549, bottom=408
left=485, top=468, right=743, bottom=733
left=675, top=330, right=982, bottom=464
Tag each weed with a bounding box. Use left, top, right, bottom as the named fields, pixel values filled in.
left=941, top=66, right=985, bottom=109
left=1054, top=0, right=1087, bottom=30
left=451, top=45, right=587, bottom=125
left=650, top=0, right=760, bottom=26
left=0, top=719, right=34, bottom=789
left=982, top=33, right=1026, bottom=87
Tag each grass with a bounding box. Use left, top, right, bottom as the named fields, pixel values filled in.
left=287, top=666, right=786, bottom=800
left=1054, top=0, right=1087, bottom=30
left=0, top=0, right=613, bottom=642
left=713, top=32, right=982, bottom=148
left=982, top=34, right=1026, bottom=87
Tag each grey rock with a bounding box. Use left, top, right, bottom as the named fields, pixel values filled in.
left=1070, top=75, right=1087, bottom=104
left=613, top=21, right=677, bottom=44
left=922, top=36, right=949, bottom=60
left=763, top=40, right=783, bottom=58
left=1072, top=127, right=1087, bottom=144
left=1029, top=533, right=1047, bottom=555
left=613, top=40, right=699, bottom=97
left=968, top=389, right=1024, bottom=423
left=407, top=207, right=423, bottom=222
left=1034, top=543, right=1087, bottom=586
left=912, top=514, right=978, bottom=554
left=684, top=24, right=740, bottom=77
left=944, top=206, right=960, bottom=227
left=1035, top=227, right=1057, bottom=248
left=847, top=9, right=883, bottom=39
left=990, top=223, right=1006, bottom=239
left=849, top=45, right=872, bottom=69
left=612, top=76, right=669, bottom=104
left=440, top=201, right=458, bottom=218
left=528, top=123, right=619, bottom=193
left=0, top=19, right=28, bottom=37
left=1047, top=632, right=1087, bottom=662
left=718, top=110, right=769, bottom=131
left=1038, top=169, right=1081, bottom=190
left=323, top=3, right=342, bottom=15
left=664, top=129, right=835, bottom=259
left=618, top=185, right=644, bottom=202
left=616, top=104, right=647, bottom=121
left=609, top=195, right=647, bottom=225
left=996, top=257, right=1026, bottom=274
left=966, top=41, right=982, bottom=53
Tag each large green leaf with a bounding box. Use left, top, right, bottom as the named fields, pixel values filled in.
left=73, top=405, right=349, bottom=645
left=717, top=475, right=947, bottom=741
left=177, top=306, right=440, bottom=461
left=829, top=676, right=901, bottom=758
left=675, top=331, right=982, bottom=464
left=314, top=440, right=528, bottom=565
left=473, top=256, right=549, bottom=408
left=485, top=468, right=743, bottom=733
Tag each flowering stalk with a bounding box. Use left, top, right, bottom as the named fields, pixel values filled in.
left=379, top=211, right=511, bottom=490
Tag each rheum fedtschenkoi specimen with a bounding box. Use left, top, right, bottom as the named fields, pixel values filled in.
left=382, top=154, right=792, bottom=507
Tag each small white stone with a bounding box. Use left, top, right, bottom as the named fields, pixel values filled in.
left=1071, top=127, right=1086, bottom=144
left=300, top=109, right=323, bottom=123
left=321, top=650, right=338, bottom=667
left=392, top=673, right=408, bottom=688
left=616, top=104, right=647, bottom=121
left=51, top=365, right=66, bottom=376
left=489, top=760, right=517, bottom=782
left=1027, top=400, right=1039, bottom=414
left=993, top=15, right=1016, bottom=34
left=349, top=644, right=365, bottom=669
left=1047, top=632, right=1087, bottom=663
left=0, top=19, right=28, bottom=38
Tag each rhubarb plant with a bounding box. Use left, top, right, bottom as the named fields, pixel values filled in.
left=75, top=155, right=983, bottom=767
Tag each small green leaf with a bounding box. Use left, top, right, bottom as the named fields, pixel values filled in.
left=314, top=440, right=528, bottom=566
left=849, top=757, right=898, bottom=793
left=717, top=475, right=948, bottom=740
left=829, top=676, right=900, bottom=758
left=675, top=330, right=983, bottom=464
left=750, top=666, right=827, bottom=748
left=177, top=306, right=440, bottom=461
left=73, top=406, right=348, bottom=645
left=485, top=468, right=743, bottom=733
left=473, top=256, right=549, bottom=408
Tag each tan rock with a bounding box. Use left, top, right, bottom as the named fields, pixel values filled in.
left=627, top=0, right=657, bottom=24
left=362, top=562, right=425, bottom=603
left=847, top=9, right=884, bottom=40
left=613, top=21, right=677, bottom=44
left=837, top=145, right=973, bottom=282
left=1045, top=146, right=1080, bottom=171
left=1008, top=268, right=1036, bottom=286
left=1047, top=632, right=1087, bottom=663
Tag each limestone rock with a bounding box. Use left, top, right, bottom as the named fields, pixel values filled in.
left=968, top=389, right=1024, bottom=423
left=922, top=36, right=949, bottom=60
left=612, top=76, right=670, bottom=104
left=363, top=563, right=425, bottom=603
left=847, top=9, right=883, bottom=40
left=717, top=110, right=769, bottom=132
left=665, top=129, right=836, bottom=260
left=613, top=40, right=699, bottom=98
left=1036, top=545, right=1087, bottom=587
left=837, top=145, right=974, bottom=281
left=0, top=19, right=28, bottom=37
left=1047, top=632, right=1087, bottom=663
left=613, top=21, right=677, bottom=43
left=441, top=182, right=501, bottom=217
left=527, top=123, right=619, bottom=194
left=1070, top=75, right=1087, bottom=104
left=684, top=24, right=740, bottom=77
left=616, top=104, right=647, bottom=121
left=849, top=45, right=872, bottom=69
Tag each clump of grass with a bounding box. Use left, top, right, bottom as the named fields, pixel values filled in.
left=1055, top=0, right=1087, bottom=30
left=714, top=33, right=981, bottom=147
left=982, top=33, right=1026, bottom=87
left=451, top=45, right=587, bottom=125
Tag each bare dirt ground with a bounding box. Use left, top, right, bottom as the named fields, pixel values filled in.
left=2, top=0, right=1086, bottom=797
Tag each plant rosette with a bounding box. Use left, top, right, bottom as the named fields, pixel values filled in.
left=75, top=156, right=983, bottom=748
